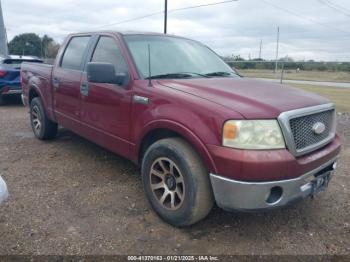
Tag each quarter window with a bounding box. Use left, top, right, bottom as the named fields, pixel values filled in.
left=61, top=36, right=90, bottom=70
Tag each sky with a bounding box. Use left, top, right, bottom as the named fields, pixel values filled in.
left=2, top=0, right=350, bottom=61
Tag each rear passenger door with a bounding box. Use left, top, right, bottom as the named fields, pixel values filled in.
left=52, top=35, right=91, bottom=131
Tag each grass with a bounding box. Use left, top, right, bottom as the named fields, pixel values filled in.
left=239, top=69, right=350, bottom=83
left=289, top=84, right=350, bottom=113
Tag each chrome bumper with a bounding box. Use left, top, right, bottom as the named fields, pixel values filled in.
left=3, top=89, right=22, bottom=95
left=0, top=176, right=8, bottom=204
left=210, top=157, right=338, bottom=211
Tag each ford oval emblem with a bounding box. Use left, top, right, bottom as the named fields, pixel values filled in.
left=312, top=122, right=326, bottom=135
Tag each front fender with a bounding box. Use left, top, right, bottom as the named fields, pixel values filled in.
left=133, top=119, right=218, bottom=174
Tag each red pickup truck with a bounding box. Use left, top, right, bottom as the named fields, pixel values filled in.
left=21, top=31, right=341, bottom=226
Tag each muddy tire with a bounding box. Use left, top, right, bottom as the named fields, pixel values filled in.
left=141, top=137, right=214, bottom=226
left=30, top=97, right=58, bottom=140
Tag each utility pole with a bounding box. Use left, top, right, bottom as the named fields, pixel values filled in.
left=259, top=39, right=262, bottom=59
left=164, top=0, right=168, bottom=34
left=0, top=0, right=8, bottom=56
left=274, top=26, right=279, bottom=73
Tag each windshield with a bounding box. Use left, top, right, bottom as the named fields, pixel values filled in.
left=123, top=35, right=238, bottom=79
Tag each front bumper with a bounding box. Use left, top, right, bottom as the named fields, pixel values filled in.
left=210, top=156, right=338, bottom=211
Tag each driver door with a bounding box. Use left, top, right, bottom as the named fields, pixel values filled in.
left=79, top=35, right=132, bottom=156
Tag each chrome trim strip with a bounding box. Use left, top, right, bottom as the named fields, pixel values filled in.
left=3, top=89, right=22, bottom=95
left=278, top=103, right=336, bottom=157
left=210, top=156, right=338, bottom=211
left=133, top=95, right=149, bottom=105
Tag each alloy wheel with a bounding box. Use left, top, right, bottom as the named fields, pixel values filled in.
left=149, top=157, right=185, bottom=210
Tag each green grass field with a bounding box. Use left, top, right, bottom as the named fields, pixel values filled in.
left=239, top=69, right=350, bottom=83
left=288, top=84, right=350, bottom=113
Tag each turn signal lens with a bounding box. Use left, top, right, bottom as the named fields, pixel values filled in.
left=223, top=122, right=237, bottom=139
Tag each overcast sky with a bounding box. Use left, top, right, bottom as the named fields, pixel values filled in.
left=2, top=0, right=350, bottom=61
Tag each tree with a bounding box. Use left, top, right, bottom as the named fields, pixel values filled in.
left=41, top=34, right=53, bottom=58
left=47, top=41, right=60, bottom=58
left=8, top=33, right=59, bottom=58
left=9, top=33, right=42, bottom=57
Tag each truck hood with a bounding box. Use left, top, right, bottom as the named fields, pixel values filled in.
left=158, top=78, right=329, bottom=118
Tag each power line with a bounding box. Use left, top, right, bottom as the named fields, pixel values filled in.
left=323, top=0, right=350, bottom=13
left=93, top=0, right=238, bottom=29
left=92, top=12, right=163, bottom=30
left=169, top=0, right=238, bottom=12
left=318, top=0, right=350, bottom=18
left=260, top=0, right=350, bottom=35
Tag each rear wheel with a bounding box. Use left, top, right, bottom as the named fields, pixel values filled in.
left=30, top=97, right=58, bottom=140
left=141, top=137, right=214, bottom=226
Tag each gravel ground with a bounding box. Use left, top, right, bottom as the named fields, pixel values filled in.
left=0, top=98, right=349, bottom=255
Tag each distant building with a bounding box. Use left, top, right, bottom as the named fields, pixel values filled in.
left=0, top=1, right=8, bottom=56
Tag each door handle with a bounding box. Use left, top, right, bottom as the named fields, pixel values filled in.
left=52, top=78, right=60, bottom=89
left=80, top=82, right=89, bottom=96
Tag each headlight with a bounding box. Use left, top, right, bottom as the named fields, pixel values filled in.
left=223, top=120, right=285, bottom=149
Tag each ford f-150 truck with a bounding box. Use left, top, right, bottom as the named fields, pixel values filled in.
left=21, top=31, right=341, bottom=226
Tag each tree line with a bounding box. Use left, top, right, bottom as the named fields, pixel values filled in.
left=8, top=33, right=60, bottom=58
left=223, top=56, right=350, bottom=72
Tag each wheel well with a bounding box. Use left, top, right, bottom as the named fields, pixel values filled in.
left=138, top=128, right=180, bottom=163
left=29, top=88, right=39, bottom=104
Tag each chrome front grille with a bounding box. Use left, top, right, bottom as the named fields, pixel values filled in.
left=290, top=109, right=334, bottom=150
left=278, top=103, right=336, bottom=157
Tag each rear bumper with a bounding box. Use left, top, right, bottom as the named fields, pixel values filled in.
left=0, top=85, right=22, bottom=95
left=210, top=156, right=338, bottom=211
left=3, top=89, right=22, bottom=95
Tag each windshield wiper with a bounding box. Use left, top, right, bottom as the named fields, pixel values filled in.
left=146, top=72, right=210, bottom=79
left=204, top=71, right=236, bottom=77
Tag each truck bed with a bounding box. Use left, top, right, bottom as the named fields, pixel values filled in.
left=21, top=62, right=55, bottom=120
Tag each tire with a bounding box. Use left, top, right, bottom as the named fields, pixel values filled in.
left=141, top=137, right=214, bottom=226
left=30, top=97, right=58, bottom=140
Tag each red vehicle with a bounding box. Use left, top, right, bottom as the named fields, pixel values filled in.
left=21, top=31, right=341, bottom=226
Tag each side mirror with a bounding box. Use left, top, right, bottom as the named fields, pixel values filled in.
left=87, top=62, right=128, bottom=86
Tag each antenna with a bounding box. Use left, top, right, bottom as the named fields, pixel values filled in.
left=148, top=44, right=153, bottom=87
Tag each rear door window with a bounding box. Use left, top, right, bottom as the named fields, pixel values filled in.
left=61, top=36, right=91, bottom=71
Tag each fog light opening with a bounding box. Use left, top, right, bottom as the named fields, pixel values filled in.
left=266, top=186, right=283, bottom=205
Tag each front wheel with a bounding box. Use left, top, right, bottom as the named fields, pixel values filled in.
left=30, top=97, right=58, bottom=140
left=141, top=138, right=214, bottom=226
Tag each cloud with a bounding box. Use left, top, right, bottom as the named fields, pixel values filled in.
left=2, top=0, right=350, bottom=61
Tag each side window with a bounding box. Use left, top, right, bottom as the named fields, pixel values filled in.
left=91, top=36, right=128, bottom=74
left=61, top=36, right=90, bottom=70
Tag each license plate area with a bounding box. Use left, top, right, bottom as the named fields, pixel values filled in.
left=311, top=171, right=333, bottom=196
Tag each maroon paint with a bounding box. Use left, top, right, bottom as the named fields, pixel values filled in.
left=21, top=32, right=341, bottom=182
